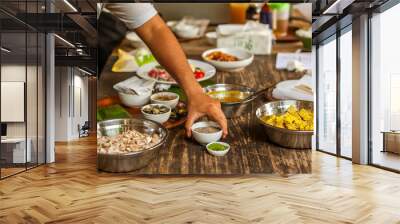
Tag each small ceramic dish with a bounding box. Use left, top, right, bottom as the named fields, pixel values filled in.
left=150, top=92, right=180, bottom=109
left=206, top=142, right=230, bottom=156
left=191, top=121, right=223, bottom=145
left=202, top=48, right=254, bottom=72
left=116, top=91, right=151, bottom=107
left=141, top=104, right=171, bottom=124
left=175, top=26, right=199, bottom=39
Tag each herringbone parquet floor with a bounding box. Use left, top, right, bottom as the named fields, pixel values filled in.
left=1, top=136, right=400, bottom=224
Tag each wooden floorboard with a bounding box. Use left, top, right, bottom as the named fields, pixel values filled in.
left=1, top=136, right=400, bottom=223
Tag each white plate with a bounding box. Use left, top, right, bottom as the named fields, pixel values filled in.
left=272, top=80, right=313, bottom=101
left=202, top=48, right=254, bottom=72
left=136, top=59, right=216, bottom=85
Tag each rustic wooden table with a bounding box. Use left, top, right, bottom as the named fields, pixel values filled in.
left=98, top=36, right=311, bottom=176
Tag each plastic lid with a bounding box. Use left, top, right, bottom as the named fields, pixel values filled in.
left=268, top=3, right=290, bottom=10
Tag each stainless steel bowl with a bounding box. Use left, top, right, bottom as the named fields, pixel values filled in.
left=256, top=100, right=313, bottom=149
left=97, top=118, right=168, bottom=172
left=204, top=84, right=256, bottom=118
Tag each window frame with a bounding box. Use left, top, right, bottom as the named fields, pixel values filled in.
left=315, top=22, right=353, bottom=160
left=367, top=1, right=400, bottom=173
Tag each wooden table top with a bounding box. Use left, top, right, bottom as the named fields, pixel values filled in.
left=98, top=36, right=311, bottom=176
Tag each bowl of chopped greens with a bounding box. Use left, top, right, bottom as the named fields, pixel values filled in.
left=206, top=142, right=230, bottom=157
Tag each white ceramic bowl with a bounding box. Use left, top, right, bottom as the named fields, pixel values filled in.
left=175, top=26, right=199, bottom=39
left=202, top=48, right=254, bottom=72
left=150, top=92, right=180, bottom=109
left=191, top=121, right=222, bottom=145
left=141, top=104, right=171, bottom=124
left=125, top=32, right=147, bottom=49
left=117, top=91, right=151, bottom=107
left=206, top=142, right=230, bottom=156
left=166, top=21, right=177, bottom=28
left=205, top=32, right=217, bottom=45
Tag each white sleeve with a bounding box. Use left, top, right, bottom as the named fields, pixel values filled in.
left=103, top=3, right=158, bottom=30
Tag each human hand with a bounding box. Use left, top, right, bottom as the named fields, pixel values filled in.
left=184, top=91, right=228, bottom=138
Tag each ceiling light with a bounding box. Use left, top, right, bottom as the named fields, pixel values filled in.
left=63, top=0, right=78, bottom=12
left=75, top=48, right=88, bottom=56
left=1, top=47, right=11, bottom=53
left=54, top=34, right=75, bottom=48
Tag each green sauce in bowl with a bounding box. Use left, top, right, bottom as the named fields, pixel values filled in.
left=207, top=142, right=229, bottom=151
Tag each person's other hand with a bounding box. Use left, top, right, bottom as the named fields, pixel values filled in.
left=185, top=92, right=228, bottom=138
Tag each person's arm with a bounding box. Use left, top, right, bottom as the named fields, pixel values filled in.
left=134, top=15, right=227, bottom=137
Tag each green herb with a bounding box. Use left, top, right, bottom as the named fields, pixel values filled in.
left=208, top=143, right=228, bottom=151
left=134, top=49, right=156, bottom=66
left=97, top=105, right=131, bottom=121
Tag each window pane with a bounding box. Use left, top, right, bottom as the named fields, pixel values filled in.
left=371, top=4, right=400, bottom=171
left=27, top=31, right=38, bottom=169
left=318, top=37, right=337, bottom=154
left=340, top=29, right=352, bottom=158
left=1, top=32, right=28, bottom=177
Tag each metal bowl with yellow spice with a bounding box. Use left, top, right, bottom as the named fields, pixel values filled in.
left=260, top=105, right=313, bottom=131
left=256, top=100, right=314, bottom=149
left=203, top=84, right=256, bottom=118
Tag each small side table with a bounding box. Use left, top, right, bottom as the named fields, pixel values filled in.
left=1, top=138, right=32, bottom=164
left=382, top=131, right=400, bottom=154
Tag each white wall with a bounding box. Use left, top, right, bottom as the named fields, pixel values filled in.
left=154, top=3, right=312, bottom=24
left=54, top=67, right=89, bottom=141
left=154, top=3, right=230, bottom=24
left=1, top=65, right=26, bottom=142
left=55, top=66, right=69, bottom=141
left=71, top=73, right=89, bottom=139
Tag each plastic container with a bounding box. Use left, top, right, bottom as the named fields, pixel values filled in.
left=229, top=3, right=248, bottom=24
left=269, top=3, right=290, bottom=37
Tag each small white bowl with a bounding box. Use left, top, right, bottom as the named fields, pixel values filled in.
left=205, top=32, right=217, bottom=45
left=150, top=92, right=179, bottom=109
left=117, top=91, right=151, bottom=107
left=126, top=32, right=147, bottom=49
left=166, top=21, right=177, bottom=28
left=141, top=104, right=171, bottom=124
left=191, top=121, right=222, bottom=145
left=175, top=26, right=199, bottom=39
left=202, top=48, right=254, bottom=72
left=206, top=142, right=230, bottom=156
